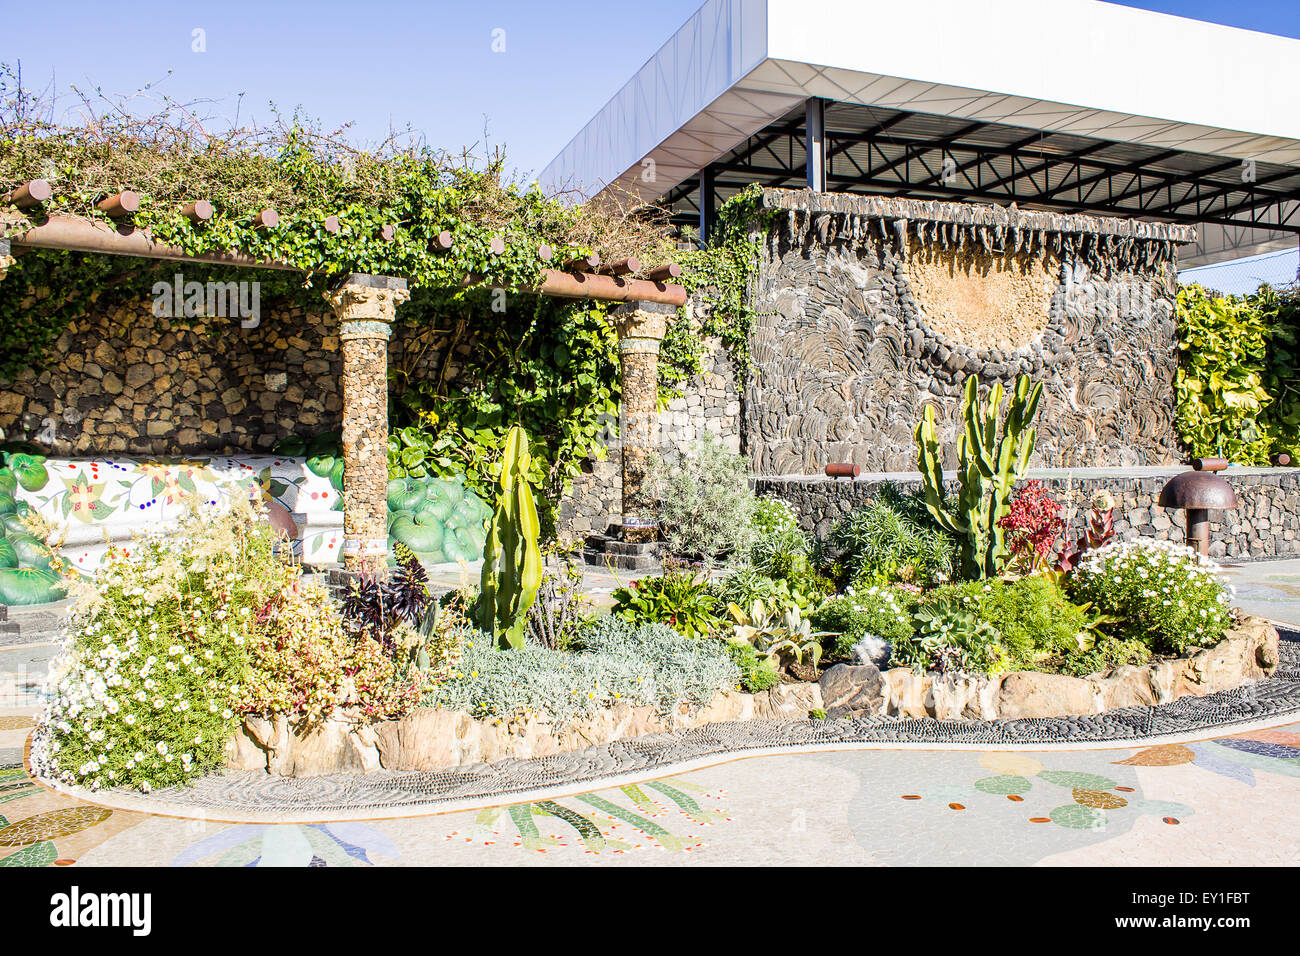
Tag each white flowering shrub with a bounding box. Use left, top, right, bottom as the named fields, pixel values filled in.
left=749, top=497, right=809, bottom=576
left=32, top=501, right=290, bottom=792
left=1069, top=538, right=1234, bottom=655
left=811, top=585, right=917, bottom=662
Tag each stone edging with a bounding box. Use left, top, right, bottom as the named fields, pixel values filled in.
left=220, top=617, right=1277, bottom=778
left=868, top=614, right=1279, bottom=720
left=29, top=632, right=1300, bottom=823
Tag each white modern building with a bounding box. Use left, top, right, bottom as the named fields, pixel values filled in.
left=542, top=0, right=1300, bottom=268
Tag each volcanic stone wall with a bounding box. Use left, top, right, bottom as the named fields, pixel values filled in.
left=0, top=295, right=479, bottom=457
left=757, top=469, right=1300, bottom=562
left=746, top=190, right=1195, bottom=475
left=0, top=297, right=344, bottom=455
left=560, top=333, right=742, bottom=538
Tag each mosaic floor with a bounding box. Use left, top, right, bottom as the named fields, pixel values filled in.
left=2, top=585, right=1297, bottom=865
left=2, top=709, right=1297, bottom=866
left=1223, top=559, right=1300, bottom=627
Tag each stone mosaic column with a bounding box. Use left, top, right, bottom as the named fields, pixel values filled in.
left=325, top=274, right=409, bottom=574
left=612, top=301, right=672, bottom=529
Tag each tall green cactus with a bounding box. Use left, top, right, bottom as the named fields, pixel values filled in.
left=478, top=425, right=544, bottom=649
left=915, top=373, right=1043, bottom=579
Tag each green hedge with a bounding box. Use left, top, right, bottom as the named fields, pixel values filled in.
left=1175, top=283, right=1300, bottom=463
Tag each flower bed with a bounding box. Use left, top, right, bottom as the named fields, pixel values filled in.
left=219, top=613, right=1278, bottom=776
left=28, top=380, right=1290, bottom=790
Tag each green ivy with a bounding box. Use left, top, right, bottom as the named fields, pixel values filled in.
left=1174, top=283, right=1300, bottom=464
left=1174, top=284, right=1273, bottom=463
left=1258, top=285, right=1300, bottom=457
left=664, top=184, right=776, bottom=394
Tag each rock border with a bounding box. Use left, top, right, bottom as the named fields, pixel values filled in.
left=224, top=616, right=1278, bottom=777
left=865, top=614, right=1278, bottom=719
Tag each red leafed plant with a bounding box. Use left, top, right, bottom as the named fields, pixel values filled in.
left=1056, top=492, right=1117, bottom=574
left=999, top=481, right=1065, bottom=572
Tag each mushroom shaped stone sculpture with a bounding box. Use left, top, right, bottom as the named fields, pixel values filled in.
left=1158, top=470, right=1238, bottom=556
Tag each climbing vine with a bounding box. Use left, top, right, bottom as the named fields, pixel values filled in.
left=661, top=184, right=776, bottom=394
left=1175, top=282, right=1300, bottom=463
left=388, top=289, right=619, bottom=514
left=0, top=63, right=674, bottom=362
left=0, top=69, right=774, bottom=520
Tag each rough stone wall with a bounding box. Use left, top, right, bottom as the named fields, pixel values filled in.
left=746, top=190, right=1188, bottom=475
left=756, top=470, right=1300, bottom=561
left=0, top=295, right=463, bottom=457
left=558, top=332, right=742, bottom=538
left=0, top=295, right=343, bottom=455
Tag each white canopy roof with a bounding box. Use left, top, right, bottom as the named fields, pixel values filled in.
left=542, top=0, right=1300, bottom=265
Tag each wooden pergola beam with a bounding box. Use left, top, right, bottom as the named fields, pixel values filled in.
left=4, top=179, right=52, bottom=209
left=536, top=268, right=685, bottom=306
left=6, top=212, right=302, bottom=270
left=2, top=213, right=688, bottom=304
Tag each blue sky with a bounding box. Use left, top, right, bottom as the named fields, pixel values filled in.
left=5, top=0, right=1298, bottom=181
left=4, top=0, right=1299, bottom=289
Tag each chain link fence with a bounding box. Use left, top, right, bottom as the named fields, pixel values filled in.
left=1179, top=247, right=1299, bottom=296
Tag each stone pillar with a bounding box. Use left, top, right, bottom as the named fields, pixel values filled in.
left=612, top=301, right=672, bottom=529
left=325, top=274, right=409, bottom=574
left=0, top=240, right=13, bottom=282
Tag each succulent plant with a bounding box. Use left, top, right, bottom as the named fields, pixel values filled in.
left=725, top=598, right=829, bottom=671
left=915, top=373, right=1042, bottom=579
left=478, top=425, right=543, bottom=650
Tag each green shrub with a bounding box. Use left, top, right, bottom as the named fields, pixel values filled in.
left=724, top=638, right=781, bottom=692
left=610, top=568, right=723, bottom=639
left=812, top=586, right=916, bottom=662
left=711, top=565, right=823, bottom=613
left=937, top=576, right=1091, bottom=668
left=832, top=486, right=956, bottom=586
left=1057, top=636, right=1153, bottom=677
left=749, top=497, right=809, bottom=578
left=644, top=432, right=756, bottom=566
left=424, top=619, right=740, bottom=722
left=1068, top=538, right=1233, bottom=655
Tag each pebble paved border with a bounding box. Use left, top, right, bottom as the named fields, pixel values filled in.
left=32, top=632, right=1300, bottom=824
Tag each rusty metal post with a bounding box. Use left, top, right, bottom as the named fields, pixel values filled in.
left=1185, top=507, right=1211, bottom=554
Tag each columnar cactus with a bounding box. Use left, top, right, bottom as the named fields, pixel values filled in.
left=478, top=425, right=543, bottom=649
left=915, top=374, right=1042, bottom=579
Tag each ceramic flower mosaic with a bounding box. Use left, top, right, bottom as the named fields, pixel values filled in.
left=0, top=453, right=492, bottom=604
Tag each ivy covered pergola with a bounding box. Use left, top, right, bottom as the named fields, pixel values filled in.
left=0, top=174, right=688, bottom=574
